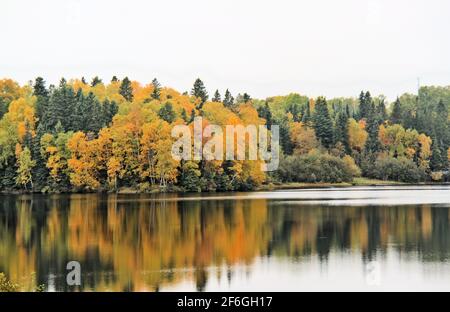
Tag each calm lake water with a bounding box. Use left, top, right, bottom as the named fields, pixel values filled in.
left=1, top=186, right=450, bottom=292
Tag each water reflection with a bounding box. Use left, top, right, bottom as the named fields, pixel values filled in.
left=0, top=188, right=450, bottom=291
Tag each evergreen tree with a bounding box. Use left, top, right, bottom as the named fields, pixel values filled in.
left=279, top=123, right=293, bottom=155
left=223, top=89, right=234, bottom=108
left=31, top=135, right=48, bottom=191
left=257, top=102, right=272, bottom=130
left=91, top=76, right=102, bottom=86
left=191, top=78, right=208, bottom=108
left=33, top=77, right=48, bottom=97
left=313, top=97, right=334, bottom=148
left=430, top=132, right=446, bottom=170
left=390, top=97, right=402, bottom=124
left=158, top=102, right=176, bottom=123
left=119, top=77, right=134, bottom=102
left=151, top=78, right=161, bottom=100
left=33, top=77, right=49, bottom=130
left=111, top=76, right=118, bottom=82
left=301, top=101, right=312, bottom=125
left=377, top=99, right=388, bottom=121
left=0, top=98, right=7, bottom=119
left=335, top=111, right=350, bottom=154
left=212, top=89, right=221, bottom=102
left=181, top=108, right=188, bottom=122
left=242, top=93, right=251, bottom=103
left=364, top=104, right=381, bottom=154
left=358, top=91, right=373, bottom=120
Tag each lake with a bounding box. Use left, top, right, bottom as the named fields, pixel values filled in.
left=1, top=186, right=450, bottom=291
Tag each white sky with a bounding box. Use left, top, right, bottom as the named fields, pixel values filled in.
left=1, top=0, right=449, bottom=100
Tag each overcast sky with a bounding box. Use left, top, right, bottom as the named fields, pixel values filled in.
left=1, top=0, right=449, bottom=101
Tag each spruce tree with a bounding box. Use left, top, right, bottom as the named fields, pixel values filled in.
left=358, top=91, right=373, bottom=120
left=390, top=97, right=402, bottom=124
left=335, top=111, right=350, bottom=154
left=33, top=77, right=48, bottom=97
left=119, top=77, right=134, bottom=102
left=0, top=98, right=7, bottom=119
left=212, top=89, right=221, bottom=102
left=158, top=102, right=176, bottom=123
left=91, top=76, right=102, bottom=86
left=313, top=97, right=334, bottom=148
left=191, top=78, right=208, bottom=108
left=301, top=101, right=312, bottom=125
left=151, top=78, right=161, bottom=100
left=181, top=108, right=188, bottom=122
left=364, top=104, right=381, bottom=154
left=223, top=89, right=234, bottom=109
left=257, top=102, right=272, bottom=130
left=377, top=99, right=388, bottom=121
left=33, top=77, right=49, bottom=130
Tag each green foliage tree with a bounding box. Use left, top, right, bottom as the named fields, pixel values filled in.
left=151, top=78, right=161, bottom=100
left=390, top=97, right=403, bottom=124
left=212, top=89, right=221, bottom=102
left=313, top=97, right=334, bottom=148
left=191, top=78, right=208, bottom=108
left=158, top=102, right=176, bottom=123
left=223, top=89, right=234, bottom=108
left=335, top=111, right=350, bottom=154
left=119, top=77, right=134, bottom=102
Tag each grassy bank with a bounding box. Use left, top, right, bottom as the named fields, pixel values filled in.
left=257, top=177, right=405, bottom=191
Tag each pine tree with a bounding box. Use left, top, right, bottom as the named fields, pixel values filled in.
left=430, top=132, right=446, bottom=170
left=33, top=77, right=48, bottom=97
left=33, top=77, right=49, bottom=130
left=158, top=102, right=176, bottom=123
left=335, top=111, right=350, bottom=154
left=151, top=78, right=161, bottom=100
left=301, top=101, right=312, bottom=125
left=181, top=108, right=188, bottom=122
left=390, top=97, right=402, bottom=124
left=257, top=102, right=272, bottom=130
left=377, top=99, right=388, bottom=121
left=191, top=78, right=208, bottom=108
left=313, top=97, right=334, bottom=148
left=0, top=98, right=7, bottom=119
left=212, top=89, right=221, bottom=102
left=119, top=77, right=134, bottom=102
left=91, top=76, right=102, bottom=86
left=243, top=93, right=251, bottom=103
left=364, top=104, right=381, bottom=154
left=358, top=91, right=372, bottom=120
left=223, top=89, right=234, bottom=109
left=111, top=76, right=118, bottom=82
left=31, top=135, right=48, bottom=191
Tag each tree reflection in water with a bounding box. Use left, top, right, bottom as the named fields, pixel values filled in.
left=0, top=192, right=449, bottom=291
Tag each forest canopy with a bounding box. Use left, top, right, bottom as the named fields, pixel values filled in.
left=0, top=77, right=449, bottom=193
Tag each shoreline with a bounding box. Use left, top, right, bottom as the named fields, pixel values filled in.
left=1, top=178, right=449, bottom=195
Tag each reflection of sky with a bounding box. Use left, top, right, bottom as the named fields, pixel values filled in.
left=161, top=250, right=450, bottom=292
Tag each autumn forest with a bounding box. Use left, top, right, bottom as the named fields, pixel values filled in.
left=0, top=77, right=450, bottom=193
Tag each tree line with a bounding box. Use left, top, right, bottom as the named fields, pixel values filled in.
left=0, top=77, right=449, bottom=193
